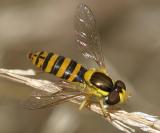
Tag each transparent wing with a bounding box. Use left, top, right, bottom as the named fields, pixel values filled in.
left=23, top=81, right=85, bottom=109
left=75, top=3, right=106, bottom=68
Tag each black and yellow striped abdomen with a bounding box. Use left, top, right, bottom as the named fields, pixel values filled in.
left=29, top=51, right=87, bottom=83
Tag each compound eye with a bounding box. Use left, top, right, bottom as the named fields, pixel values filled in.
left=115, top=80, right=126, bottom=90
left=104, top=90, right=120, bottom=105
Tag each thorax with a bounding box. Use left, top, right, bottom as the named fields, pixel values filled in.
left=84, top=68, right=114, bottom=97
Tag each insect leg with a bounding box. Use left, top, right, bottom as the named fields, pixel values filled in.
left=79, top=95, right=91, bottom=110
left=99, top=99, right=112, bottom=120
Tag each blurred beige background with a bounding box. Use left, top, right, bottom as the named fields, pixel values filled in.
left=0, top=0, right=160, bottom=133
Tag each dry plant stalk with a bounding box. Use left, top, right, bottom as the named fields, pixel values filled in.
left=0, top=68, right=160, bottom=133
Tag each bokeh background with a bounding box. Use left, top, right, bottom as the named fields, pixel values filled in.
left=0, top=0, right=160, bottom=133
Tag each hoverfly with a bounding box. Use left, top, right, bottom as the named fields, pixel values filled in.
left=26, top=3, right=128, bottom=116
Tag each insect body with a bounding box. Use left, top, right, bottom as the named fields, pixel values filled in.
left=28, top=51, right=127, bottom=109
left=26, top=4, right=128, bottom=114
left=28, top=51, right=87, bottom=83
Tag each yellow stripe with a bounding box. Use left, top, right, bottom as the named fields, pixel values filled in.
left=97, top=88, right=109, bottom=96
left=32, top=52, right=40, bottom=65
left=45, top=54, right=59, bottom=72
left=56, top=58, right=71, bottom=77
left=68, top=64, right=81, bottom=82
left=84, top=69, right=95, bottom=81
left=36, top=52, right=48, bottom=68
